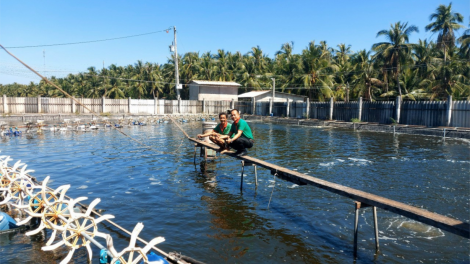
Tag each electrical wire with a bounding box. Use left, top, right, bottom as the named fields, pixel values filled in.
left=4, top=27, right=173, bottom=49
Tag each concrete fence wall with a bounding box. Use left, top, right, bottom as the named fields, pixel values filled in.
left=1, top=95, right=469, bottom=127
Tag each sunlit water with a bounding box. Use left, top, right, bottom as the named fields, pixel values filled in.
left=0, top=122, right=469, bottom=263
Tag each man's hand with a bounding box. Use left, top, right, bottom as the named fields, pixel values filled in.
left=197, top=134, right=203, bottom=139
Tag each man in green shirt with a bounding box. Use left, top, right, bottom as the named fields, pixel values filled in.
left=197, top=112, right=232, bottom=152
left=221, top=109, right=254, bottom=156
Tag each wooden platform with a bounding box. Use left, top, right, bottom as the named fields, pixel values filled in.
left=189, top=137, right=470, bottom=239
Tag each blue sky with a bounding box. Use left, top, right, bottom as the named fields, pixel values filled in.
left=0, top=0, right=468, bottom=85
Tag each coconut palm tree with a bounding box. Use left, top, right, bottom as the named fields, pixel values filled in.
left=457, top=22, right=470, bottom=59
left=372, top=21, right=419, bottom=97
left=425, top=3, right=464, bottom=63
left=301, top=41, right=335, bottom=100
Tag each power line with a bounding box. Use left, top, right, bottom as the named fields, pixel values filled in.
left=4, top=27, right=173, bottom=49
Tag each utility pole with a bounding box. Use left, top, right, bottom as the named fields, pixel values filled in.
left=43, top=50, right=45, bottom=76
left=173, top=26, right=181, bottom=100
left=346, top=82, right=349, bottom=102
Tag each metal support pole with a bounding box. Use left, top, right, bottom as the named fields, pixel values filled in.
left=373, top=206, right=379, bottom=252
left=194, top=144, right=197, bottom=165
left=354, top=202, right=360, bottom=258
left=254, top=164, right=258, bottom=187
left=240, top=161, right=245, bottom=191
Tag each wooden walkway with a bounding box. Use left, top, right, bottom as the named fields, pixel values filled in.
left=189, top=137, right=470, bottom=239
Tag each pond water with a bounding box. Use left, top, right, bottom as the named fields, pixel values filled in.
left=0, top=122, right=469, bottom=263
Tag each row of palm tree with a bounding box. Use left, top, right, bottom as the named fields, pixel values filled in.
left=1, top=3, right=468, bottom=101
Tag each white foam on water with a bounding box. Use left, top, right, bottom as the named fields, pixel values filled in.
left=88, top=192, right=93, bottom=194
left=77, top=185, right=88, bottom=189
left=379, top=236, right=397, bottom=240
left=268, top=180, right=275, bottom=183
left=336, top=159, right=345, bottom=162
left=348, top=158, right=372, bottom=163
left=287, top=184, right=299, bottom=189
left=150, top=182, right=161, bottom=185
left=319, top=162, right=335, bottom=167
left=125, top=191, right=132, bottom=194
left=268, top=184, right=275, bottom=188
left=149, top=177, right=157, bottom=181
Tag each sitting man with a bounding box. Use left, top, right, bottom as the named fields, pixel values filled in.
left=197, top=112, right=232, bottom=152
left=220, top=109, right=254, bottom=156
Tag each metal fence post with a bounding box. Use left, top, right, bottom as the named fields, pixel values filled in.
left=3, top=94, right=8, bottom=114
left=71, top=97, right=76, bottom=113
left=447, top=95, right=453, bottom=127
left=329, top=97, right=334, bottom=120
left=128, top=97, right=131, bottom=114
left=102, top=96, right=106, bottom=113
left=37, top=95, right=42, bottom=114
left=286, top=98, right=290, bottom=117
left=154, top=98, right=158, bottom=115
left=202, top=98, right=206, bottom=113
left=306, top=97, right=310, bottom=119
left=178, top=98, right=181, bottom=114
left=396, top=96, right=401, bottom=124
left=269, top=98, right=273, bottom=115
left=358, top=97, right=363, bottom=121
left=252, top=98, right=256, bottom=115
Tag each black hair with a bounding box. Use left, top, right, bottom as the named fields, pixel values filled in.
left=218, top=112, right=227, bottom=118
left=230, top=109, right=240, bottom=114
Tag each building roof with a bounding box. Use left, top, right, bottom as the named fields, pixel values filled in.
left=238, top=91, right=271, bottom=98
left=189, top=80, right=241, bottom=86
left=238, top=91, right=307, bottom=98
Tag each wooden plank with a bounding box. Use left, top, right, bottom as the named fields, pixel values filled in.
left=188, top=137, right=469, bottom=238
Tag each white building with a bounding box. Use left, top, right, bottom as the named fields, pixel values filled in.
left=238, top=90, right=307, bottom=102
left=188, top=80, right=241, bottom=101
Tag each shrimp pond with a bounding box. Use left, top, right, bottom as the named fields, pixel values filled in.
left=1, top=121, right=469, bottom=263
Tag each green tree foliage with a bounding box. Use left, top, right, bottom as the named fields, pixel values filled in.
left=1, top=4, right=468, bottom=101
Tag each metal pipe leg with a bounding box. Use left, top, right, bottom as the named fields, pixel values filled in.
left=354, top=202, right=359, bottom=258
left=254, top=165, right=258, bottom=187
left=240, top=161, right=245, bottom=191
left=193, top=144, right=197, bottom=165
left=373, top=206, right=379, bottom=252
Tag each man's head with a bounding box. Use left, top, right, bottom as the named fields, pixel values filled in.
left=230, top=109, right=240, bottom=122
left=218, top=112, right=228, bottom=124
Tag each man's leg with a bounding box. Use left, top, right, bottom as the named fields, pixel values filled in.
left=229, top=137, right=253, bottom=156
left=209, top=135, right=229, bottom=151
